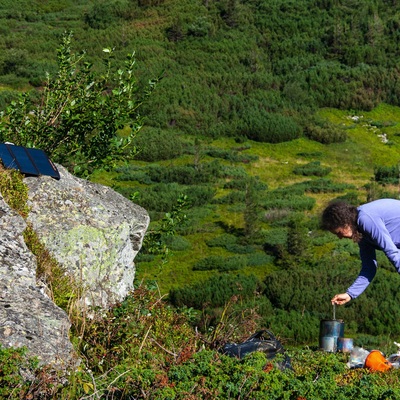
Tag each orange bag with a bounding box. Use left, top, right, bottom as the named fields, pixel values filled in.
left=364, top=350, right=392, bottom=372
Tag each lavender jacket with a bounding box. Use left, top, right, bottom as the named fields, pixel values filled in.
left=346, top=199, right=400, bottom=299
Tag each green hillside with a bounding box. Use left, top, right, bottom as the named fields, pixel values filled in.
left=3, top=1, right=400, bottom=397
left=131, top=103, right=400, bottom=290
left=1, top=0, right=400, bottom=344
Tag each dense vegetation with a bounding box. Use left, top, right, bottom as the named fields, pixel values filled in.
left=2, top=0, right=400, bottom=398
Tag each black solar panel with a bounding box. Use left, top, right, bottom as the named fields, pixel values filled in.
left=0, top=143, right=60, bottom=180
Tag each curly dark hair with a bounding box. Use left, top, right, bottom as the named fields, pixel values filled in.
left=321, top=201, right=361, bottom=241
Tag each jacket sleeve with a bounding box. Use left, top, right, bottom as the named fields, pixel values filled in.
left=346, top=240, right=377, bottom=299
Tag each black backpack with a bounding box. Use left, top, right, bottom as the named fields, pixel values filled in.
left=220, top=330, right=292, bottom=370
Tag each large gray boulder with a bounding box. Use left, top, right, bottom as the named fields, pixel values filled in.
left=0, top=194, right=76, bottom=367
left=0, top=164, right=149, bottom=367
left=24, top=164, right=150, bottom=309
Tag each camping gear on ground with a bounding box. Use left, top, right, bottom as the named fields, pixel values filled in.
left=319, top=303, right=354, bottom=353
left=387, top=341, right=400, bottom=368
left=221, top=330, right=292, bottom=370
left=364, top=350, right=392, bottom=372
left=388, top=354, right=400, bottom=369
left=319, top=319, right=344, bottom=352
left=349, top=347, right=394, bottom=371
left=348, top=346, right=371, bottom=369
left=337, top=337, right=354, bottom=353
left=0, top=143, right=60, bottom=180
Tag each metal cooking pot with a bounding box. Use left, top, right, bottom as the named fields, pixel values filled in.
left=319, top=319, right=344, bottom=352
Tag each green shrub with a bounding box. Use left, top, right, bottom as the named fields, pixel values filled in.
left=225, top=243, right=256, bottom=254
left=163, top=235, right=191, bottom=251
left=169, top=274, right=263, bottom=309
left=261, top=195, right=316, bottom=211
left=246, top=252, right=274, bottom=266
left=374, top=165, right=399, bottom=185
left=75, top=285, right=198, bottom=386
left=135, top=183, right=215, bottom=211
left=364, top=182, right=398, bottom=202
left=177, top=205, right=215, bottom=235
left=262, top=228, right=287, bottom=257
left=206, top=233, right=238, bottom=248
left=219, top=164, right=249, bottom=179
left=223, top=177, right=268, bottom=190
left=240, top=111, right=301, bottom=143
left=334, top=191, right=361, bottom=205
left=304, top=120, right=347, bottom=144
left=134, top=128, right=186, bottom=162
left=0, top=33, right=159, bottom=176
left=114, top=165, right=151, bottom=183
left=293, top=161, right=332, bottom=177
left=0, top=167, right=29, bottom=217
left=268, top=184, right=308, bottom=196
left=301, top=178, right=356, bottom=193
left=116, top=162, right=224, bottom=185
left=183, top=185, right=217, bottom=207
left=263, top=309, right=320, bottom=344
left=0, top=346, right=45, bottom=398
left=0, top=89, right=19, bottom=111
left=84, top=0, right=131, bottom=29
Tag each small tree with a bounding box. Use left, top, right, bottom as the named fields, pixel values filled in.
left=0, top=32, right=160, bottom=176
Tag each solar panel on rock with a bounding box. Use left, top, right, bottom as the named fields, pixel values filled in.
left=0, top=143, right=60, bottom=180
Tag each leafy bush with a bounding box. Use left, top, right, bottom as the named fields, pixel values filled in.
left=134, top=128, right=187, bottom=162
left=0, top=33, right=159, bottom=176
left=114, top=165, right=153, bottom=184
left=117, top=161, right=224, bottom=185
left=263, top=309, right=320, bottom=343
left=301, top=178, right=356, bottom=193
left=364, top=182, right=398, bottom=202
left=245, top=252, right=274, bottom=266
left=0, top=89, right=19, bottom=110
left=334, top=191, right=361, bottom=205
left=161, top=348, right=400, bottom=399
left=84, top=0, right=131, bottom=29
left=304, top=120, right=347, bottom=144
left=0, top=346, right=61, bottom=398
left=374, top=165, right=399, bottom=185
left=240, top=110, right=301, bottom=143
left=218, top=164, right=249, bottom=179
left=163, top=235, right=191, bottom=251
left=169, top=274, right=264, bottom=309
left=293, top=161, right=332, bottom=177
left=135, top=182, right=215, bottom=212
left=146, top=163, right=223, bottom=185
left=263, top=228, right=288, bottom=258
left=223, top=177, right=268, bottom=190
left=206, top=233, right=238, bottom=248
left=261, top=194, right=316, bottom=211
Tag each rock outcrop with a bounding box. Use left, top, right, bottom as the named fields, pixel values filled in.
left=25, top=164, right=150, bottom=308
left=0, top=164, right=149, bottom=367
left=0, top=193, right=76, bottom=367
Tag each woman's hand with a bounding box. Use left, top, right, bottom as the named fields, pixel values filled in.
left=331, top=293, right=351, bottom=305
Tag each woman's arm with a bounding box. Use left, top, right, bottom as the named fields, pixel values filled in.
left=345, top=240, right=377, bottom=299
